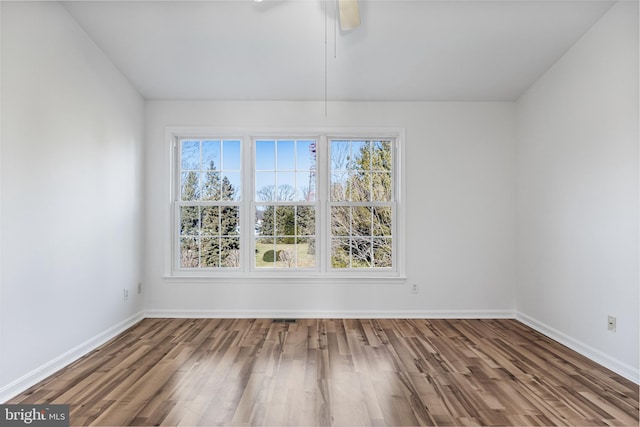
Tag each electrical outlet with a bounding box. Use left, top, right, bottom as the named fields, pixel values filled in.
left=608, top=315, right=616, bottom=332
left=137, top=282, right=142, bottom=294
left=411, top=283, right=419, bottom=294
left=123, top=289, right=129, bottom=301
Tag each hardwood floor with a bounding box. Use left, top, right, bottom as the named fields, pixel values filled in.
left=9, top=318, right=639, bottom=426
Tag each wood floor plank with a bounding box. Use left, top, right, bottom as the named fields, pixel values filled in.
left=8, top=318, right=639, bottom=426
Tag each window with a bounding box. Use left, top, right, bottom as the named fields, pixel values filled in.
left=177, top=139, right=241, bottom=269
left=254, top=139, right=318, bottom=269
left=329, top=139, right=393, bottom=269
left=170, top=129, right=403, bottom=277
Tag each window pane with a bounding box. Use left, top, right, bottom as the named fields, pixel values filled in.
left=256, top=238, right=275, bottom=267
left=180, top=206, right=200, bottom=236
left=221, top=206, right=240, bottom=236
left=296, top=206, right=315, bottom=236
left=220, top=238, right=240, bottom=267
left=330, top=172, right=349, bottom=201
left=202, top=140, right=221, bottom=171
left=372, top=207, right=392, bottom=236
left=350, top=140, right=369, bottom=170
left=201, top=206, right=220, bottom=236
left=372, top=172, right=392, bottom=202
left=180, top=237, right=199, bottom=268
left=331, top=140, right=349, bottom=170
left=276, top=140, right=295, bottom=170
left=223, top=140, right=241, bottom=170
left=222, top=173, right=241, bottom=201
left=350, top=172, right=371, bottom=202
left=276, top=172, right=295, bottom=201
left=331, top=206, right=350, bottom=237
left=181, top=171, right=200, bottom=201
left=297, top=238, right=316, bottom=268
left=297, top=140, right=316, bottom=171
left=373, top=141, right=392, bottom=172
left=181, top=140, right=200, bottom=170
left=255, top=205, right=271, bottom=237
left=275, top=243, right=296, bottom=268
left=351, top=238, right=373, bottom=268
left=296, top=171, right=315, bottom=201
left=256, top=140, right=275, bottom=170
left=352, top=206, right=372, bottom=236
left=201, top=237, right=220, bottom=268
left=373, top=238, right=392, bottom=268
left=275, top=206, right=295, bottom=238
left=256, top=172, right=276, bottom=202
left=331, top=238, right=350, bottom=268
left=256, top=173, right=275, bottom=201
left=201, top=170, right=220, bottom=201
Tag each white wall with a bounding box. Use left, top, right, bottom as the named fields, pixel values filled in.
left=0, top=1, right=145, bottom=394
left=144, top=101, right=517, bottom=316
left=3, top=0, right=634, bottom=404
left=516, top=1, right=639, bottom=380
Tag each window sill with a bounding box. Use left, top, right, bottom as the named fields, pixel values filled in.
left=162, top=274, right=407, bottom=284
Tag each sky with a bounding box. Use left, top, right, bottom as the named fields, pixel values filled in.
left=181, top=139, right=317, bottom=202
left=179, top=138, right=390, bottom=202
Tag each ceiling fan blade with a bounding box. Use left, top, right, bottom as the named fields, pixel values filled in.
left=338, top=0, right=360, bottom=31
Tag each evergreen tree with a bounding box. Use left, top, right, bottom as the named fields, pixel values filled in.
left=275, top=206, right=295, bottom=244
left=200, top=206, right=220, bottom=267
left=185, top=160, right=240, bottom=268
left=296, top=206, right=315, bottom=236
left=221, top=175, right=238, bottom=201
left=257, top=184, right=296, bottom=242
left=258, top=205, right=275, bottom=243
left=200, top=161, right=221, bottom=267
left=202, top=160, right=221, bottom=201
left=180, top=171, right=200, bottom=237
left=220, top=205, right=240, bottom=262
left=180, top=170, right=201, bottom=267
left=182, top=170, right=200, bottom=201
left=296, top=205, right=316, bottom=254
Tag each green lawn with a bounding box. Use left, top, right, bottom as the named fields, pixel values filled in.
left=255, top=241, right=315, bottom=268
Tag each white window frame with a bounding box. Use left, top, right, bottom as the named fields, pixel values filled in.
left=163, top=127, right=406, bottom=282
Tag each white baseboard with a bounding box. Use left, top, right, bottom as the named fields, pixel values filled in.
left=516, top=311, right=640, bottom=384
left=144, top=308, right=516, bottom=319
left=0, top=311, right=145, bottom=403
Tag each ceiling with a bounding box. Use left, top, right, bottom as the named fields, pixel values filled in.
left=62, top=0, right=615, bottom=101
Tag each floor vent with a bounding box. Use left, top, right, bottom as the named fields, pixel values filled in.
left=273, top=319, right=297, bottom=324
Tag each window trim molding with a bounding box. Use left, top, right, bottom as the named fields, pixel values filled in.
left=163, top=126, right=406, bottom=280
